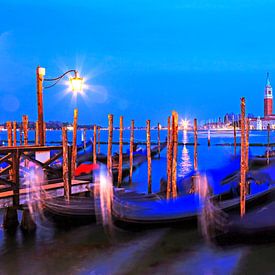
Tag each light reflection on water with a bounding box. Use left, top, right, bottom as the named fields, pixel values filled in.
left=179, top=130, right=192, bottom=178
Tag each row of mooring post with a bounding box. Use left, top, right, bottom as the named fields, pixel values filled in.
left=104, top=114, right=161, bottom=190
left=166, top=112, right=179, bottom=199
left=105, top=115, right=137, bottom=185
left=5, top=116, right=30, bottom=147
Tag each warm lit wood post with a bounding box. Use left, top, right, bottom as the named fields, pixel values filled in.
left=19, top=124, right=23, bottom=146
left=43, top=122, right=46, bottom=145
left=12, top=149, right=20, bottom=207
left=93, top=125, right=97, bottom=164
left=240, top=97, right=246, bottom=217
left=118, top=116, right=123, bottom=186
left=172, top=111, right=178, bottom=198
left=157, top=123, right=161, bottom=158
left=13, top=122, right=17, bottom=147
left=6, top=122, right=12, bottom=147
left=233, top=121, right=237, bottom=155
left=22, top=115, right=28, bottom=145
left=267, top=123, right=270, bottom=164
left=166, top=116, right=172, bottom=199
left=129, top=120, right=134, bottom=183
left=146, top=120, right=152, bottom=194
left=194, top=118, right=198, bottom=171
left=83, top=128, right=87, bottom=150
left=62, top=127, right=70, bottom=201
left=35, top=121, right=39, bottom=145
left=97, top=126, right=101, bottom=154
left=7, top=122, right=13, bottom=180
left=36, top=66, right=45, bottom=146
left=71, top=108, right=78, bottom=179
left=107, top=114, right=113, bottom=172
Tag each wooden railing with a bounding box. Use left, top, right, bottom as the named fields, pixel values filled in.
left=0, top=145, right=72, bottom=207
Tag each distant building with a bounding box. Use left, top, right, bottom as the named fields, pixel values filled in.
left=250, top=73, right=275, bottom=129
left=264, top=73, right=273, bottom=116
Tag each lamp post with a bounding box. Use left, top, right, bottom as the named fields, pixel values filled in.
left=36, top=66, right=83, bottom=146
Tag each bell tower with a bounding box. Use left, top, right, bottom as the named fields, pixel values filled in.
left=264, top=72, right=273, bottom=117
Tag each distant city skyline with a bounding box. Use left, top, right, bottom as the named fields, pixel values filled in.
left=1, top=1, right=275, bottom=126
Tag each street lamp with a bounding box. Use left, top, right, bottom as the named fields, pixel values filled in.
left=36, top=66, right=83, bottom=146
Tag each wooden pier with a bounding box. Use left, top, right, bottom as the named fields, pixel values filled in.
left=0, top=145, right=89, bottom=209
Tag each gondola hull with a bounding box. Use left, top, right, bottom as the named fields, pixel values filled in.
left=112, top=186, right=275, bottom=229
left=43, top=196, right=96, bottom=226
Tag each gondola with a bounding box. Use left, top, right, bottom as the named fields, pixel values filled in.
left=111, top=184, right=275, bottom=229
left=43, top=195, right=96, bottom=226
left=250, top=149, right=275, bottom=168
left=214, top=190, right=275, bottom=245
left=43, top=155, right=147, bottom=225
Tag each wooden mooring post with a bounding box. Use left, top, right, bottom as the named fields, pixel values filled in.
left=62, top=126, right=71, bottom=201
left=13, top=121, right=17, bottom=147
left=129, top=120, right=134, bottom=183
left=93, top=125, right=97, bottom=164
left=107, top=114, right=113, bottom=172
left=157, top=123, right=161, bottom=158
left=19, top=124, right=23, bottom=145
left=6, top=121, right=13, bottom=180
left=35, top=121, right=39, bottom=145
left=22, top=115, right=28, bottom=145
left=71, top=109, right=78, bottom=179
left=166, top=116, right=172, bottom=199
left=6, top=121, right=12, bottom=147
left=240, top=97, right=246, bottom=217
left=172, top=111, right=178, bottom=198
left=44, top=122, right=46, bottom=145
left=97, top=126, right=101, bottom=154
left=194, top=118, right=198, bottom=171
left=3, top=207, right=19, bottom=231
left=12, top=149, right=20, bottom=207
left=118, top=116, right=123, bottom=186
left=146, top=120, right=152, bottom=194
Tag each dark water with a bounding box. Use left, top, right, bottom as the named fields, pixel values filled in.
left=0, top=129, right=274, bottom=275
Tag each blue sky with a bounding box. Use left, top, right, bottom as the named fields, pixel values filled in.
left=1, top=0, right=275, bottom=126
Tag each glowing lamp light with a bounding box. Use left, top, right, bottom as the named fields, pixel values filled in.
left=70, top=75, right=83, bottom=93
left=181, top=119, right=189, bottom=130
